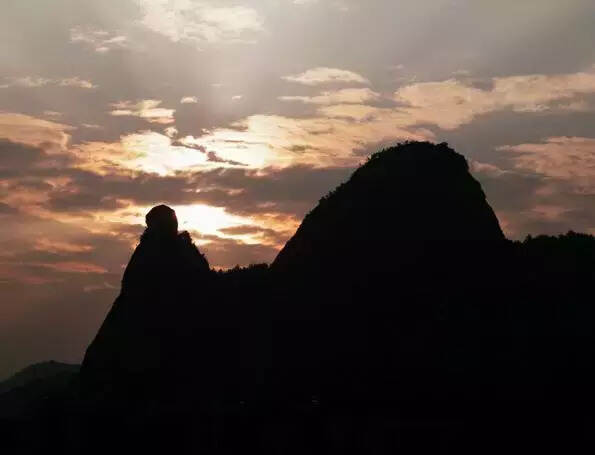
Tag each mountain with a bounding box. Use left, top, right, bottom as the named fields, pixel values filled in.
left=80, top=229, right=213, bottom=411
left=0, top=361, right=79, bottom=395
left=0, top=361, right=79, bottom=451
left=5, top=141, right=595, bottom=453
left=273, top=141, right=505, bottom=277
left=269, top=142, right=512, bottom=403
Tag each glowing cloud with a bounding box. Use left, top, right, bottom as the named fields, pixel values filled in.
left=181, top=112, right=434, bottom=169
left=73, top=131, right=212, bottom=176
left=110, top=99, right=175, bottom=124
left=180, top=96, right=199, bottom=104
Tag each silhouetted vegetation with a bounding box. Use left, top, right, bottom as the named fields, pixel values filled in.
left=3, top=142, right=595, bottom=453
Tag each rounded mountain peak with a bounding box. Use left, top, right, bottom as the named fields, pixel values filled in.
left=272, top=141, right=505, bottom=280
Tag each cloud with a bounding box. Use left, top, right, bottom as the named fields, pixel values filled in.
left=181, top=112, right=433, bottom=168
left=0, top=137, right=345, bottom=249
left=0, top=76, right=97, bottom=89
left=164, top=126, right=178, bottom=138
left=186, top=166, right=350, bottom=216
left=70, top=130, right=244, bottom=176
left=70, top=26, right=127, bottom=53
left=180, top=96, right=198, bottom=104
left=138, top=0, right=264, bottom=46
left=394, top=66, right=595, bottom=129
left=499, top=137, right=595, bottom=185
left=282, top=67, right=369, bottom=85
left=34, top=238, right=94, bottom=255
left=316, top=104, right=386, bottom=120
left=59, top=77, right=97, bottom=89
left=279, top=88, right=380, bottom=105
left=0, top=76, right=52, bottom=89
left=218, top=224, right=290, bottom=246
left=18, top=157, right=348, bottom=224
left=36, top=261, right=108, bottom=274
left=179, top=67, right=595, bottom=171
left=0, top=114, right=72, bottom=152
left=110, top=99, right=175, bottom=124
left=470, top=140, right=595, bottom=239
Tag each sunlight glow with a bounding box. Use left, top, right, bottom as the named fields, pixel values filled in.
left=173, top=204, right=246, bottom=236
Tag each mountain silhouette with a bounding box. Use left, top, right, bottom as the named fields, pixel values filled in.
left=0, top=361, right=79, bottom=396
left=81, top=205, right=212, bottom=411
left=4, top=141, right=595, bottom=453
left=269, top=142, right=511, bottom=405
left=274, top=141, right=505, bottom=275
left=0, top=362, right=79, bottom=451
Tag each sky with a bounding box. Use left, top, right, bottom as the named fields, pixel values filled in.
left=1, top=0, right=595, bottom=378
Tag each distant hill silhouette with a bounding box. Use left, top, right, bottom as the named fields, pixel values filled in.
left=0, top=361, right=79, bottom=395
left=0, top=362, right=79, bottom=450
left=4, top=142, right=595, bottom=453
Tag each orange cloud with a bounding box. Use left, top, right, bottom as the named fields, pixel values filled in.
left=0, top=113, right=72, bottom=151
left=34, top=238, right=95, bottom=254
left=499, top=137, right=595, bottom=182
left=394, top=66, right=595, bottom=129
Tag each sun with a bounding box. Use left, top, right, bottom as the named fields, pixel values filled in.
left=173, top=204, right=247, bottom=237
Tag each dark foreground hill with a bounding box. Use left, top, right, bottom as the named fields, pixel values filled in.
left=3, top=142, right=595, bottom=453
